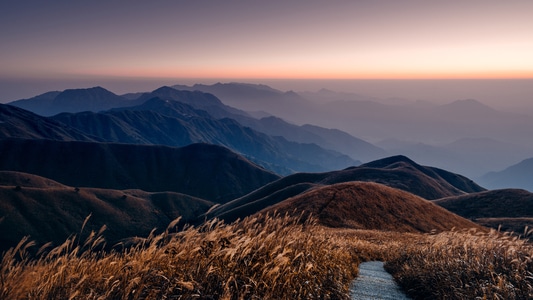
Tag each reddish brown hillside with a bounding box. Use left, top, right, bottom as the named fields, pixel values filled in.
left=0, top=185, right=213, bottom=253
left=260, top=182, right=481, bottom=233
left=0, top=171, right=65, bottom=188
left=434, top=189, right=533, bottom=233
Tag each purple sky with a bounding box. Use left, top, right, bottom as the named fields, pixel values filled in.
left=1, top=1, right=532, bottom=105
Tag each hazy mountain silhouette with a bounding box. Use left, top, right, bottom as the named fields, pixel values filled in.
left=135, top=86, right=249, bottom=119
left=53, top=97, right=358, bottom=174
left=479, top=157, right=533, bottom=192
left=170, top=83, right=533, bottom=177
left=232, top=115, right=386, bottom=162
left=164, top=84, right=533, bottom=152
left=206, top=155, right=484, bottom=222
left=318, top=98, right=533, bottom=146
left=8, top=87, right=141, bottom=116
left=0, top=103, right=101, bottom=141
left=259, top=182, right=481, bottom=233
left=0, top=171, right=213, bottom=252
left=172, top=82, right=307, bottom=111
left=172, top=82, right=315, bottom=123
left=5, top=85, right=378, bottom=170
left=138, top=86, right=379, bottom=162
left=7, top=82, right=532, bottom=184
left=0, top=140, right=279, bottom=203
left=376, top=138, right=533, bottom=178
left=435, top=189, right=533, bottom=233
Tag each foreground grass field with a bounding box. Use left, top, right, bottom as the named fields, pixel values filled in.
left=1, top=214, right=533, bottom=299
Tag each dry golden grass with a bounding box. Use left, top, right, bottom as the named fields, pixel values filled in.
left=0, top=213, right=363, bottom=300
left=2, top=213, right=533, bottom=299
left=385, top=228, right=533, bottom=299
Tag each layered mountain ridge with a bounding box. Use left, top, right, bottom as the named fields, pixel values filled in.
left=1, top=81, right=531, bottom=255
left=0, top=139, right=278, bottom=203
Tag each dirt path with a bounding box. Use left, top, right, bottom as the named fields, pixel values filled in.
left=350, top=261, right=411, bottom=300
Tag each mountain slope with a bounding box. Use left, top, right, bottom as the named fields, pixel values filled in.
left=434, top=189, right=533, bottom=233
left=172, top=82, right=310, bottom=116
left=479, top=157, right=533, bottom=192
left=0, top=139, right=279, bottom=203
left=135, top=86, right=249, bottom=119
left=232, top=115, right=384, bottom=162
left=259, top=182, right=481, bottom=233
left=7, top=86, right=370, bottom=171
left=0, top=103, right=100, bottom=141
left=0, top=175, right=213, bottom=252
left=207, top=155, right=485, bottom=222
left=53, top=97, right=357, bottom=174
left=163, top=85, right=384, bottom=163
left=0, top=171, right=66, bottom=188
left=8, top=87, right=140, bottom=116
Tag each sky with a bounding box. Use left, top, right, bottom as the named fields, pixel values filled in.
left=1, top=0, right=533, bottom=103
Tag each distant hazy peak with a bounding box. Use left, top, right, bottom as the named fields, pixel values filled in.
left=441, top=98, right=495, bottom=111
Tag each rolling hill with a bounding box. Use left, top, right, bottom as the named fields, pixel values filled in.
left=434, top=189, right=533, bottom=233
left=257, top=182, right=481, bottom=233
left=207, top=155, right=485, bottom=222
left=0, top=171, right=213, bottom=253
left=0, top=139, right=279, bottom=203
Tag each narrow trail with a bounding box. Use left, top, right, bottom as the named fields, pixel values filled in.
left=350, top=261, right=411, bottom=300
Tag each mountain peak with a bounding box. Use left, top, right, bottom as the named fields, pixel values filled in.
left=360, top=155, right=417, bottom=169
left=8, top=86, right=129, bottom=116
left=442, top=98, right=495, bottom=111
left=60, top=86, right=114, bottom=95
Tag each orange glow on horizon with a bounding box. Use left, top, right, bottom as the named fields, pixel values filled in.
left=74, top=67, right=533, bottom=81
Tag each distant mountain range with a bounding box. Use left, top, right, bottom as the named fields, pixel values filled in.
left=171, top=83, right=533, bottom=147
left=1, top=81, right=532, bottom=251
left=51, top=98, right=357, bottom=174
left=170, top=82, right=533, bottom=179
left=7, top=86, right=384, bottom=173
left=6, top=82, right=533, bottom=188
left=479, top=157, right=533, bottom=192
left=0, top=103, right=100, bottom=141
left=8, top=86, right=141, bottom=116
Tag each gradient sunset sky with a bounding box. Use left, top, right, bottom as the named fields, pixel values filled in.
left=1, top=0, right=533, bottom=101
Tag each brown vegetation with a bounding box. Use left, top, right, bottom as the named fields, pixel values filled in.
left=385, top=228, right=533, bottom=299
left=259, top=182, right=482, bottom=233
left=0, top=184, right=213, bottom=252
left=208, top=155, right=485, bottom=222
left=435, top=188, right=533, bottom=234
left=1, top=214, right=533, bottom=299
left=0, top=214, right=361, bottom=299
